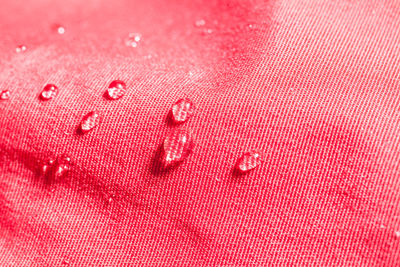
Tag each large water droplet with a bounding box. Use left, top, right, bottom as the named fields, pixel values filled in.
left=16, top=45, right=27, bottom=53
left=40, top=84, right=58, bottom=100
left=125, top=33, right=141, bottom=48
left=80, top=111, right=100, bottom=133
left=162, top=129, right=193, bottom=167
left=107, top=80, right=126, bottom=100
left=395, top=231, right=400, bottom=238
left=171, top=99, right=194, bottom=123
left=236, top=151, right=262, bottom=172
left=0, top=90, right=10, bottom=100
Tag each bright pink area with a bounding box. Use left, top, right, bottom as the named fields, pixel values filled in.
left=0, top=0, right=399, bottom=265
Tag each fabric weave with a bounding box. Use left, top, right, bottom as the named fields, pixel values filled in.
left=0, top=0, right=399, bottom=265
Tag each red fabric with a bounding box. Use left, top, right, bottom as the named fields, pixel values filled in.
left=1, top=0, right=399, bottom=265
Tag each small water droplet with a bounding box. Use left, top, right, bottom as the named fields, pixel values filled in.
left=125, top=33, right=141, bottom=48
left=54, top=155, right=71, bottom=179
left=80, top=111, right=100, bottom=133
left=236, top=151, right=263, bottom=172
left=57, top=25, right=65, bottom=34
left=195, top=19, right=206, bottom=27
left=107, top=80, right=126, bottom=100
left=16, top=45, right=26, bottom=53
left=162, top=129, right=193, bottom=167
left=52, top=24, right=66, bottom=34
left=40, top=157, right=56, bottom=176
left=0, top=90, right=10, bottom=100
left=202, top=28, right=213, bottom=35
left=39, top=156, right=71, bottom=181
left=171, top=99, right=194, bottom=123
left=40, top=84, right=58, bottom=100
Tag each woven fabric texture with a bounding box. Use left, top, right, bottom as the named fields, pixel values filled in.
left=0, top=0, right=399, bottom=265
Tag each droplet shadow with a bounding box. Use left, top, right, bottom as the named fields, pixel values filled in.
left=75, top=124, right=85, bottom=135
left=231, top=164, right=248, bottom=182
left=102, top=90, right=111, bottom=100
left=164, top=110, right=180, bottom=127
left=150, top=144, right=184, bottom=176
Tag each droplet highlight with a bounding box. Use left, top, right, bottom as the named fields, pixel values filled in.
left=80, top=111, right=100, bottom=133
left=54, top=155, right=71, bottom=179
left=52, top=24, right=66, bottom=34
left=16, top=45, right=26, bottom=53
left=57, top=25, right=65, bottom=34
left=107, top=80, right=126, bottom=100
left=236, top=151, right=262, bottom=172
left=0, top=90, right=10, bottom=100
left=125, top=33, right=141, bottom=48
left=39, top=155, right=71, bottom=181
left=162, top=129, right=193, bottom=167
left=40, top=84, right=58, bottom=100
left=40, top=157, right=56, bottom=176
left=171, top=99, right=194, bottom=123
left=195, top=19, right=206, bottom=27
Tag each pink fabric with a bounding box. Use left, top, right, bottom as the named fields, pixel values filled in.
left=0, top=0, right=399, bottom=265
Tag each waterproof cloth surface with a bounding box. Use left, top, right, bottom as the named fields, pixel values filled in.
left=0, top=0, right=400, bottom=266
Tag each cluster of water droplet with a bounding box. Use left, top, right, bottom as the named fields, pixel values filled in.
left=40, top=155, right=71, bottom=181
left=125, top=33, right=141, bottom=48
left=158, top=98, right=195, bottom=167
left=16, top=45, right=27, bottom=53
left=1, top=21, right=264, bottom=175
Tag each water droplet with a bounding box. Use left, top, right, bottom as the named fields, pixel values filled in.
left=40, top=84, right=58, bottom=100
left=0, top=90, right=10, bottom=100
left=107, top=80, right=126, bottom=100
left=40, top=157, right=56, bottom=176
left=57, top=25, right=65, bottom=34
left=39, top=156, right=71, bottom=181
left=125, top=33, right=141, bottom=48
left=195, top=19, right=206, bottom=27
left=16, top=45, right=26, bottom=53
left=236, top=151, right=263, bottom=172
left=54, top=155, right=71, bottom=179
left=171, top=99, right=194, bottom=123
left=52, top=24, right=66, bottom=34
left=201, top=28, right=213, bottom=35
left=162, top=129, right=193, bottom=167
left=80, top=111, right=100, bottom=133
left=395, top=231, right=400, bottom=238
